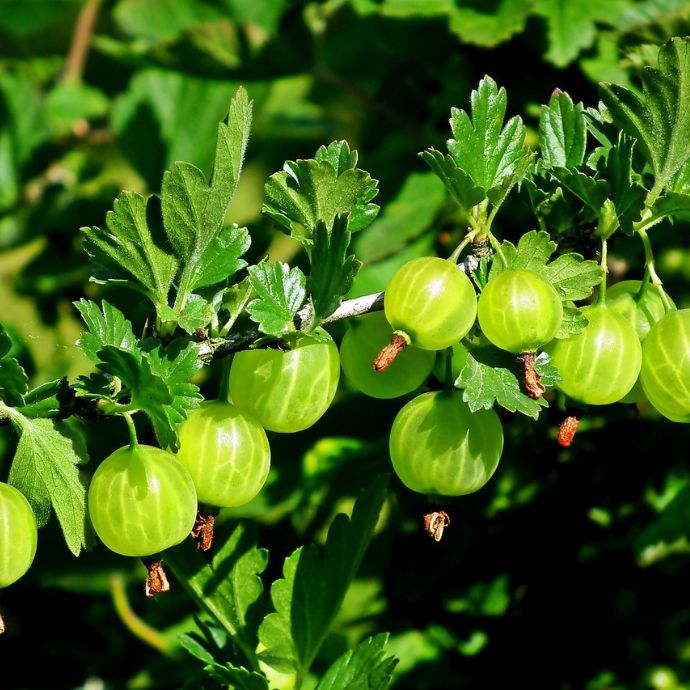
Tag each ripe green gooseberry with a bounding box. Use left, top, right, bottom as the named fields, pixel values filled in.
left=176, top=401, right=270, bottom=508
left=608, top=280, right=672, bottom=404
left=478, top=269, right=562, bottom=353
left=545, top=304, right=642, bottom=405
left=389, top=390, right=503, bottom=496
left=384, top=257, right=477, bottom=351
left=88, top=445, right=198, bottom=557
left=640, top=309, right=690, bottom=422
left=229, top=330, right=340, bottom=433
left=0, top=482, right=38, bottom=588
left=340, top=311, right=435, bottom=398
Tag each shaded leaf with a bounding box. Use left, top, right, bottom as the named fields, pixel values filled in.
left=74, top=299, right=138, bottom=364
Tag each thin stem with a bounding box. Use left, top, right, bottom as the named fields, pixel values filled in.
left=441, top=347, right=455, bottom=391
left=123, top=413, right=138, bottom=450
left=63, top=0, right=102, bottom=84
left=448, top=229, right=477, bottom=264
left=485, top=231, right=508, bottom=267
left=597, top=239, right=608, bottom=305
left=109, top=574, right=173, bottom=655
left=636, top=227, right=676, bottom=312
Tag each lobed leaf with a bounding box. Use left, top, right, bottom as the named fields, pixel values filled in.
left=74, top=299, right=138, bottom=364
left=246, top=262, right=307, bottom=336
left=7, top=415, right=89, bottom=555
left=310, top=218, right=361, bottom=325
left=258, top=476, right=389, bottom=676
left=316, top=633, right=397, bottom=690
left=599, top=37, right=690, bottom=199
left=166, top=522, right=268, bottom=667
left=539, top=90, right=587, bottom=169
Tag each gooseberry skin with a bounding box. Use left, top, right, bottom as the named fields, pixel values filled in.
left=384, top=257, right=477, bottom=350
left=389, top=390, right=503, bottom=496
left=176, top=401, right=270, bottom=508
left=340, top=312, right=435, bottom=399
left=478, top=269, right=562, bottom=353
left=88, top=445, right=198, bottom=557
left=0, top=483, right=38, bottom=588
left=608, top=280, right=672, bottom=403
left=640, top=309, right=690, bottom=422
left=229, top=330, right=340, bottom=433
left=545, top=305, right=642, bottom=405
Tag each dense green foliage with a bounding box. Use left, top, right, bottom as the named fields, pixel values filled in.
left=3, top=2, right=690, bottom=690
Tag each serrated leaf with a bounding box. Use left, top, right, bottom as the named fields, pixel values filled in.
left=96, top=346, right=181, bottom=449
left=6, top=414, right=88, bottom=555
left=0, top=357, right=28, bottom=406
left=549, top=168, right=610, bottom=211
left=207, top=663, right=269, bottom=690
left=176, top=295, right=216, bottom=335
left=82, top=191, right=178, bottom=311
left=541, top=254, right=602, bottom=301
left=19, top=378, right=71, bottom=419
left=263, top=142, right=380, bottom=241
left=599, top=37, right=690, bottom=199
left=491, top=229, right=556, bottom=278
left=447, top=77, right=530, bottom=195
left=246, top=263, right=307, bottom=336
left=418, top=149, right=486, bottom=213
left=540, top=90, right=587, bottom=168
left=166, top=522, right=268, bottom=666
left=316, top=633, right=397, bottom=690
left=648, top=192, right=690, bottom=222
left=145, top=340, right=202, bottom=449
left=74, top=299, right=139, bottom=364
left=310, top=218, right=360, bottom=324
left=454, top=342, right=547, bottom=419
left=555, top=302, right=587, bottom=339
left=533, top=351, right=561, bottom=388
left=258, top=476, right=388, bottom=676
left=161, top=87, right=252, bottom=296
left=192, top=224, right=250, bottom=290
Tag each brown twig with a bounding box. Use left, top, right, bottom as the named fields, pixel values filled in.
left=63, top=0, right=102, bottom=84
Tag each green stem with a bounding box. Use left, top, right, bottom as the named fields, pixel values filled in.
left=485, top=231, right=507, bottom=267
left=109, top=574, right=173, bottom=655
left=123, top=413, right=138, bottom=450
left=448, top=230, right=478, bottom=263
left=441, top=347, right=455, bottom=391
left=597, top=239, right=608, bottom=306
left=636, top=227, right=675, bottom=312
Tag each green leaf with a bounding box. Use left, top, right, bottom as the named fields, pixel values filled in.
left=316, top=633, right=397, bottom=690
left=446, top=76, right=530, bottom=195
left=82, top=191, right=178, bottom=312
left=556, top=302, right=587, bottom=339
left=0, top=324, right=12, bottom=358
left=7, top=414, right=88, bottom=556
left=246, top=263, right=307, bottom=336
left=534, top=0, right=629, bottom=67
left=310, top=218, right=361, bottom=325
left=74, top=299, right=138, bottom=364
left=453, top=341, right=548, bottom=419
left=599, top=37, right=690, bottom=199
left=549, top=168, right=610, bottom=212
left=192, top=225, right=250, bottom=290
left=539, top=90, right=587, bottom=169
left=0, top=357, right=28, bottom=407
left=489, top=231, right=601, bottom=309
left=145, top=340, right=203, bottom=449
left=176, top=295, right=217, bottom=335
left=166, top=522, right=268, bottom=666
left=96, top=346, right=181, bottom=449
left=418, top=149, right=486, bottom=214
left=207, top=663, right=269, bottom=690
left=19, top=379, right=71, bottom=419
left=258, top=476, right=389, bottom=676
left=263, top=141, right=380, bottom=242
left=161, top=87, right=252, bottom=296
left=448, top=0, right=530, bottom=48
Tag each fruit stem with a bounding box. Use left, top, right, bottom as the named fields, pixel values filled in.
left=597, top=239, right=608, bottom=305
left=109, top=573, right=173, bottom=654
left=123, top=413, right=138, bottom=450
left=440, top=347, right=455, bottom=391
left=448, top=229, right=478, bottom=263
left=373, top=332, right=409, bottom=372
left=637, top=227, right=676, bottom=312
left=485, top=230, right=508, bottom=267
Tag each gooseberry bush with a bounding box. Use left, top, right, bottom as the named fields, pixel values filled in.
left=2, top=34, right=690, bottom=689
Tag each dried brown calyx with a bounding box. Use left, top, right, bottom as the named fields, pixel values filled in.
left=374, top=332, right=410, bottom=372
left=145, top=560, right=170, bottom=598
left=424, top=511, right=451, bottom=542
left=517, top=352, right=544, bottom=399
left=557, top=415, right=580, bottom=448
left=191, top=510, right=216, bottom=552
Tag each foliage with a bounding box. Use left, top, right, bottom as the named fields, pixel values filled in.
left=2, top=3, right=690, bottom=690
